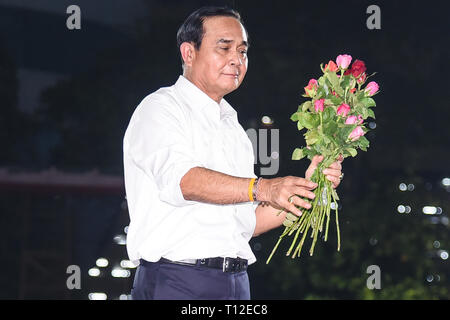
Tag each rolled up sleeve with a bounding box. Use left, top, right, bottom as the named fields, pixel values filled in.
left=128, top=97, right=203, bottom=207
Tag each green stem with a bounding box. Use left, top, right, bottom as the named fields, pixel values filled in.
left=310, top=176, right=325, bottom=255
left=293, top=213, right=313, bottom=258
left=286, top=219, right=303, bottom=256
left=266, top=226, right=290, bottom=264
left=331, top=188, right=341, bottom=251
left=288, top=208, right=307, bottom=236
left=324, top=179, right=332, bottom=241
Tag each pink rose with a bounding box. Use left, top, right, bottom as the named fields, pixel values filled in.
left=348, top=126, right=365, bottom=141
left=337, top=103, right=351, bottom=117
left=324, top=60, right=339, bottom=72
left=314, top=99, right=324, bottom=112
left=357, top=115, right=364, bottom=124
left=345, top=115, right=358, bottom=124
left=357, top=72, right=367, bottom=84
left=345, top=115, right=364, bottom=125
left=365, top=81, right=379, bottom=96
left=336, top=54, right=352, bottom=69
left=304, top=79, right=318, bottom=97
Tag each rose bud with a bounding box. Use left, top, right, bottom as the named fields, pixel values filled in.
left=337, top=103, right=351, bottom=117
left=348, top=126, right=365, bottom=141
left=365, top=81, right=379, bottom=96
left=351, top=60, right=366, bottom=78
left=336, top=54, right=352, bottom=69
left=324, top=60, right=339, bottom=72
left=357, top=72, right=367, bottom=84
left=304, top=79, right=318, bottom=97
left=314, top=99, right=325, bottom=112
left=345, top=115, right=358, bottom=124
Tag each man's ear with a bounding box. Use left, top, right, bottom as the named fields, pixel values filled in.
left=180, top=42, right=196, bottom=67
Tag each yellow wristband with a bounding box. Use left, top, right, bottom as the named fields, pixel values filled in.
left=248, top=178, right=256, bottom=202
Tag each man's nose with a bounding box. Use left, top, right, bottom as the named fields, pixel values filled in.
left=229, top=51, right=243, bottom=67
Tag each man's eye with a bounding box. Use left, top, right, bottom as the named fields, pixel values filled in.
left=220, top=47, right=230, bottom=51
left=240, top=50, right=247, bottom=55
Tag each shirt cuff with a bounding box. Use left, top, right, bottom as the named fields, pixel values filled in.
left=158, top=160, right=203, bottom=207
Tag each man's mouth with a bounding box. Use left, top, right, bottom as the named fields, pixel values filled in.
left=222, top=73, right=239, bottom=78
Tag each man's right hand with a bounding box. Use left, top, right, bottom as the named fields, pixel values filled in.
left=257, top=176, right=318, bottom=217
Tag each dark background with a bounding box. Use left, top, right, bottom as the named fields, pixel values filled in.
left=0, top=0, right=449, bottom=299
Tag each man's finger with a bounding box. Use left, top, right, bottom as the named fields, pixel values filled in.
left=323, top=168, right=341, bottom=177
left=326, top=175, right=340, bottom=187
left=328, top=161, right=342, bottom=170
left=291, top=196, right=312, bottom=210
left=311, top=155, right=324, bottom=167
left=294, top=177, right=318, bottom=189
left=291, top=187, right=316, bottom=200
left=285, top=202, right=303, bottom=217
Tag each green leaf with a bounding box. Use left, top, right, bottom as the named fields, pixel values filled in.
left=359, top=135, right=370, bottom=148
left=316, top=87, right=326, bottom=99
left=290, top=112, right=299, bottom=121
left=299, top=112, right=318, bottom=129
left=361, top=107, right=368, bottom=119
left=346, top=147, right=357, bottom=157
left=322, top=107, right=335, bottom=122
left=356, top=91, right=366, bottom=100
left=340, top=76, right=351, bottom=90
left=323, top=121, right=338, bottom=136
left=297, top=120, right=304, bottom=131
left=318, top=76, right=326, bottom=86
left=327, top=71, right=339, bottom=89
left=302, top=101, right=312, bottom=112
left=367, top=108, right=376, bottom=119
left=292, top=148, right=305, bottom=160
left=305, top=130, right=319, bottom=145
left=361, top=97, right=376, bottom=107
left=339, top=123, right=358, bottom=142
left=334, top=86, right=344, bottom=97
left=329, top=95, right=343, bottom=106
left=303, top=146, right=315, bottom=159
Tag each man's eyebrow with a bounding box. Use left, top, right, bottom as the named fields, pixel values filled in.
left=216, top=38, right=249, bottom=48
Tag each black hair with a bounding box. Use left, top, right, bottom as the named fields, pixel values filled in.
left=176, top=6, right=249, bottom=64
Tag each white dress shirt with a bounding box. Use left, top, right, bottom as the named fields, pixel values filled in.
left=123, top=75, right=258, bottom=267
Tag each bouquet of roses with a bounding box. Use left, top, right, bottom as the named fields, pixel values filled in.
left=266, top=54, right=379, bottom=264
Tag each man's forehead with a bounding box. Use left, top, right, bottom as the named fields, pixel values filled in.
left=203, top=16, right=247, bottom=42
left=216, top=38, right=248, bottom=47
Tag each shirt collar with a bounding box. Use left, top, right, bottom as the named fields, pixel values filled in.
left=174, top=75, right=237, bottom=123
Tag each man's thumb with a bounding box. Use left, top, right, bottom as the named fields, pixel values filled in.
left=311, top=155, right=324, bottom=168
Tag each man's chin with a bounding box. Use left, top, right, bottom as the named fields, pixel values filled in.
left=221, top=79, right=241, bottom=94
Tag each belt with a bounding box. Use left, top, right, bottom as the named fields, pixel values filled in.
left=159, top=257, right=248, bottom=273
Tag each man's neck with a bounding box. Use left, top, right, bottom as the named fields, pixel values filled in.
left=183, top=72, right=222, bottom=104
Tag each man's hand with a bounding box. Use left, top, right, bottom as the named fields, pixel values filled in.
left=257, top=176, right=318, bottom=217
left=305, top=155, right=344, bottom=189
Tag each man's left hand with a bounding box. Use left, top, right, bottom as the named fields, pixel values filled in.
left=305, top=155, right=344, bottom=189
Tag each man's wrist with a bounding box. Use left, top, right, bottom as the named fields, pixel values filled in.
left=254, top=177, right=268, bottom=202
left=252, top=177, right=261, bottom=201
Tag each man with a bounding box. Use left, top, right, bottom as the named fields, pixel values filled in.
left=123, top=6, right=343, bottom=300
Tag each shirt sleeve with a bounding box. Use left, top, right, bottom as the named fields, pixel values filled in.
left=127, top=96, right=204, bottom=207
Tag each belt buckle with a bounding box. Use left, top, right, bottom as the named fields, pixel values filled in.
left=222, top=257, right=246, bottom=273
left=222, top=257, right=229, bottom=272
